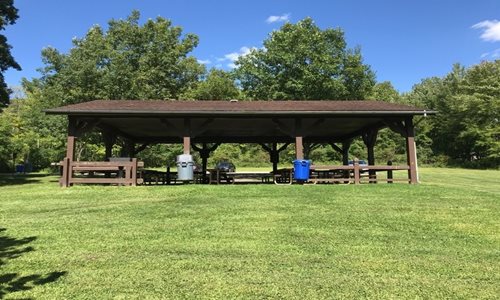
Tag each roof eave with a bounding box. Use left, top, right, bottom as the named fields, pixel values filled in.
left=44, top=109, right=437, bottom=116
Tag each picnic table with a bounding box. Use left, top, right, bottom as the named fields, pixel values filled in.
left=208, top=169, right=273, bottom=184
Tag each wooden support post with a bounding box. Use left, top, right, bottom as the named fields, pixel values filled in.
left=367, top=143, right=376, bottom=183
left=405, top=118, right=418, bottom=184
left=342, top=140, right=352, bottom=183
left=183, top=137, right=191, bottom=154
left=271, top=143, right=278, bottom=173
left=166, top=167, right=171, bottom=185
left=105, top=141, right=113, bottom=160
left=127, top=141, right=136, bottom=158
left=295, top=118, right=304, bottom=160
left=342, top=139, right=352, bottom=166
left=60, top=157, right=70, bottom=187
left=353, top=159, right=360, bottom=184
left=387, top=160, right=393, bottom=184
left=62, top=117, right=77, bottom=187
left=362, top=129, right=378, bottom=183
left=199, top=143, right=210, bottom=183
left=183, top=118, right=191, bottom=155
left=260, top=143, right=289, bottom=174
left=131, top=158, right=137, bottom=186
left=295, top=136, right=304, bottom=160
left=66, top=136, right=75, bottom=161
left=193, top=143, right=220, bottom=183
left=120, top=140, right=136, bottom=157
left=201, top=157, right=208, bottom=179
left=103, top=131, right=116, bottom=161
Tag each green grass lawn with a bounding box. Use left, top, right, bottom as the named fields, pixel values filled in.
left=1, top=168, right=499, bottom=299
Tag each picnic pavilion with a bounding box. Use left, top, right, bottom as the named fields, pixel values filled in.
left=45, top=100, right=435, bottom=186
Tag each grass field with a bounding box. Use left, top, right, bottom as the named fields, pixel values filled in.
left=1, top=168, right=499, bottom=299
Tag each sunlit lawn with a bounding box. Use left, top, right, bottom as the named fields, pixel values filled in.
left=0, top=168, right=499, bottom=299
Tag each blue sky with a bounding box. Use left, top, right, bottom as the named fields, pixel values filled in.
left=4, top=0, right=500, bottom=93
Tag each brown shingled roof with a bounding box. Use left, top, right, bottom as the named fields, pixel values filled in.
left=45, top=100, right=434, bottom=116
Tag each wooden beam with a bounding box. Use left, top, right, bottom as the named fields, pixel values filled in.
left=259, top=143, right=272, bottom=153
left=362, top=129, right=378, bottom=183
left=277, top=143, right=290, bottom=152
left=337, top=121, right=385, bottom=143
left=60, top=157, right=70, bottom=187
left=66, top=136, right=75, bottom=161
left=362, top=129, right=378, bottom=165
left=183, top=118, right=191, bottom=155
left=97, top=123, right=137, bottom=141
left=74, top=118, right=100, bottom=137
left=102, top=131, right=117, bottom=160
left=134, top=143, right=149, bottom=156
left=303, top=118, right=325, bottom=135
left=192, top=143, right=220, bottom=183
left=160, top=118, right=181, bottom=133
left=342, top=139, right=352, bottom=166
left=329, top=143, right=343, bottom=154
left=183, top=136, right=191, bottom=154
left=405, top=117, right=418, bottom=184
left=295, top=136, right=304, bottom=160
left=191, top=118, right=214, bottom=137
left=272, top=118, right=294, bottom=137
left=121, top=140, right=136, bottom=158
left=385, top=120, right=406, bottom=137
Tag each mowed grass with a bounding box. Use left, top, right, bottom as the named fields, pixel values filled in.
left=0, top=168, right=499, bottom=299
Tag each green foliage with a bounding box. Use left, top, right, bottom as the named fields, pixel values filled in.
left=0, top=95, right=66, bottom=172
left=0, top=0, right=21, bottom=108
left=182, top=69, right=241, bottom=100
left=368, top=81, right=401, bottom=102
left=234, top=18, right=375, bottom=100
left=11, top=11, right=208, bottom=169
left=6, top=12, right=498, bottom=170
left=136, top=144, right=183, bottom=168
left=36, top=10, right=204, bottom=105
left=407, top=61, right=500, bottom=167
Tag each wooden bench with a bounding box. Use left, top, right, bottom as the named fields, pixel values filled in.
left=60, top=158, right=144, bottom=187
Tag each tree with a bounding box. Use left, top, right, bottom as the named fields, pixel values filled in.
left=0, top=0, right=21, bottom=108
left=368, top=81, right=400, bottom=102
left=234, top=18, right=375, bottom=100
left=11, top=11, right=207, bottom=170
left=182, top=69, right=240, bottom=100
left=35, top=10, right=204, bottom=105
left=407, top=61, right=500, bottom=167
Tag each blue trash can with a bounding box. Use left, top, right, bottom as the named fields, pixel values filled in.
left=15, top=164, right=24, bottom=173
left=293, top=159, right=311, bottom=180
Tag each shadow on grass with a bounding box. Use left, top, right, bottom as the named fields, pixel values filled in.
left=0, top=228, right=66, bottom=299
left=0, top=174, right=53, bottom=187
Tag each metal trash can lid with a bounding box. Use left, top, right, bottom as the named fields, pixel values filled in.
left=176, top=154, right=193, bottom=162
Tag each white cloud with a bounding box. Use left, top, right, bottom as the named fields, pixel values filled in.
left=480, top=48, right=500, bottom=59
left=197, top=59, right=211, bottom=64
left=266, top=13, right=290, bottom=24
left=224, top=52, right=240, bottom=62
left=472, top=20, right=500, bottom=42
left=219, top=46, right=256, bottom=68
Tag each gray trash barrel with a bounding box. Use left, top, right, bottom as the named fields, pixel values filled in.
left=176, top=154, right=194, bottom=181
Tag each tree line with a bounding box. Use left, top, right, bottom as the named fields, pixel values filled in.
left=0, top=10, right=498, bottom=172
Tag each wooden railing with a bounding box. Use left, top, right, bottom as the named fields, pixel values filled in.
left=60, top=158, right=144, bottom=187
left=273, top=161, right=411, bottom=184
left=310, top=164, right=410, bottom=184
